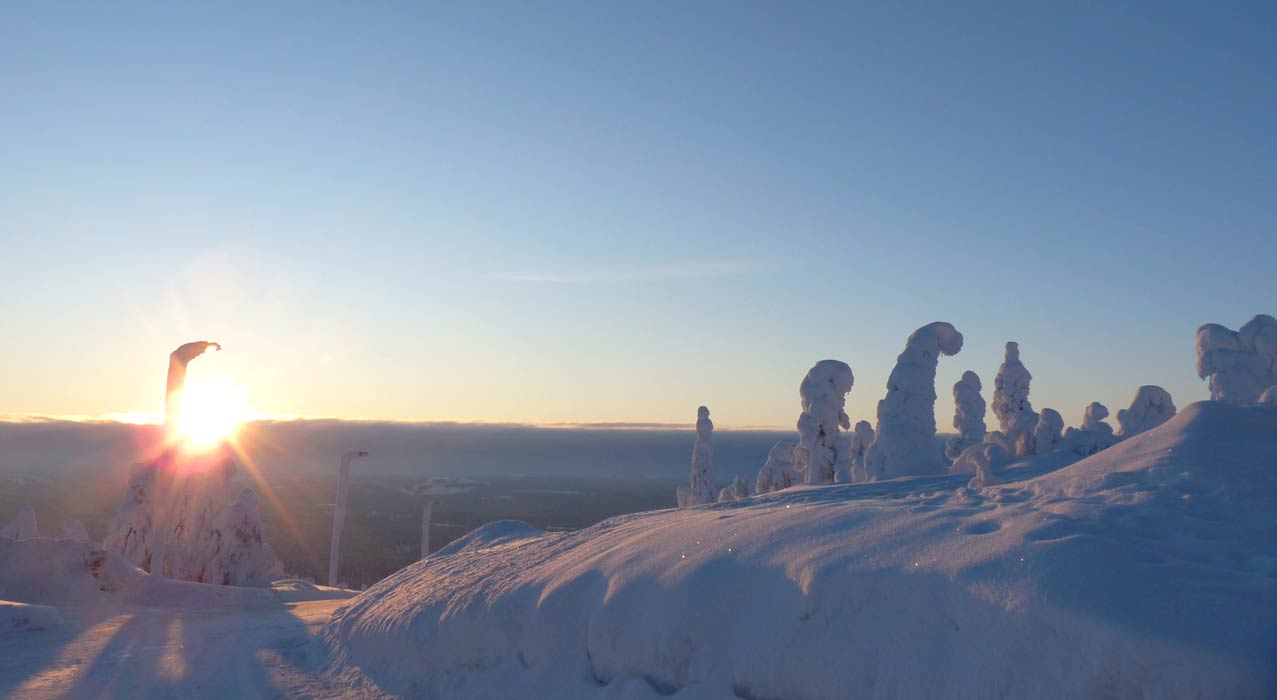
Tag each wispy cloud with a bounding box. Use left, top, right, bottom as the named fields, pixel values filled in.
left=491, top=260, right=765, bottom=284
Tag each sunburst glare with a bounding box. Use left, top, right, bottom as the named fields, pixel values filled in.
left=176, top=376, right=250, bottom=451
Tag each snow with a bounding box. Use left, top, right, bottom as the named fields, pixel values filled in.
left=795, top=360, right=854, bottom=484
left=1, top=507, right=39, bottom=542
left=1062, top=402, right=1119, bottom=456
left=679, top=407, right=716, bottom=506
left=101, top=463, right=158, bottom=570
left=57, top=521, right=89, bottom=542
left=1116, top=385, right=1176, bottom=436
left=203, top=489, right=284, bottom=587
left=323, top=401, right=1277, bottom=700
left=1260, top=386, right=1277, bottom=405
left=847, top=420, right=875, bottom=483
left=0, top=602, right=62, bottom=634
left=754, top=439, right=798, bottom=495
left=865, top=322, right=964, bottom=480
left=990, top=342, right=1038, bottom=456
left=717, top=475, right=753, bottom=503
left=944, top=370, right=986, bottom=461
left=1196, top=315, right=1277, bottom=404
left=1030, top=407, right=1064, bottom=454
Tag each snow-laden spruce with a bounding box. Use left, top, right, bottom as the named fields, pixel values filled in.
left=1196, top=315, right=1277, bottom=404
left=1117, top=385, right=1176, bottom=436
left=847, top=420, right=875, bottom=483
left=677, top=406, right=716, bottom=506
left=1, top=507, right=39, bottom=542
left=991, top=342, right=1039, bottom=456
left=1063, top=401, right=1118, bottom=456
left=1032, top=408, right=1065, bottom=454
left=166, top=457, right=239, bottom=581
left=102, top=463, right=158, bottom=569
left=204, top=488, right=283, bottom=587
left=718, top=475, right=753, bottom=503
left=865, top=322, right=963, bottom=480
left=755, top=439, right=799, bottom=494
left=329, top=450, right=369, bottom=585
left=795, top=361, right=854, bottom=484
left=945, top=371, right=986, bottom=461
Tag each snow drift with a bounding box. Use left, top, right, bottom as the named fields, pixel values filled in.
left=324, top=401, right=1277, bottom=700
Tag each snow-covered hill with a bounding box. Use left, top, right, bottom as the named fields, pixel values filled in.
left=324, top=401, right=1277, bottom=699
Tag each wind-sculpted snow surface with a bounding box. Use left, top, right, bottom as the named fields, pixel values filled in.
left=945, top=371, right=986, bottom=461
left=795, top=361, right=853, bottom=484
left=866, top=322, right=963, bottom=480
left=324, top=401, right=1277, bottom=700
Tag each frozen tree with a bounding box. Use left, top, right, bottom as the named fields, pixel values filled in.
left=796, top=361, right=854, bottom=484
left=755, top=439, right=799, bottom=495
left=1063, top=402, right=1118, bottom=456
left=945, top=371, right=987, bottom=461
left=168, top=457, right=239, bottom=581
left=1259, top=386, right=1277, bottom=406
left=329, top=450, right=369, bottom=585
left=205, top=488, right=283, bottom=587
left=1082, top=402, right=1112, bottom=432
left=1, top=507, right=39, bottom=541
left=848, top=421, right=875, bottom=483
left=955, top=443, right=1011, bottom=487
left=718, top=475, right=753, bottom=503
left=1196, top=316, right=1277, bottom=404
left=421, top=500, right=435, bottom=560
left=678, top=407, right=717, bottom=507
left=865, top=322, right=964, bottom=480
left=1117, top=386, right=1177, bottom=437
left=991, top=342, right=1039, bottom=456
left=102, top=463, right=159, bottom=569
left=59, top=520, right=90, bottom=542
left=1032, top=409, right=1065, bottom=454
left=153, top=340, right=220, bottom=579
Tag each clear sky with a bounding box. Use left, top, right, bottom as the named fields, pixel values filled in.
left=2, top=2, right=1274, bottom=428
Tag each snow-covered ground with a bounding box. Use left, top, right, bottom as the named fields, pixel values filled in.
left=0, top=537, right=362, bottom=699
left=2, top=401, right=1274, bottom=699
left=323, top=401, right=1277, bottom=699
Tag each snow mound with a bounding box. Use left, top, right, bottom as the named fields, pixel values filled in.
left=0, top=601, right=63, bottom=633
left=0, top=538, right=140, bottom=605
left=324, top=401, right=1277, bottom=699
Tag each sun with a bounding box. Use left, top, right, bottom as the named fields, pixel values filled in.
left=176, top=376, right=251, bottom=450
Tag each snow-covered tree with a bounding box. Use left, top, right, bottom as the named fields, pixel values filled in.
left=1196, top=315, right=1277, bottom=404
left=1, top=507, right=39, bottom=541
left=329, top=450, right=369, bottom=585
left=204, top=488, right=283, bottom=587
left=945, top=371, right=986, bottom=461
left=168, top=457, right=239, bottom=582
left=848, top=421, right=875, bottom=483
left=1117, top=386, right=1177, bottom=437
left=1032, top=409, right=1065, bottom=454
left=678, top=407, right=716, bottom=506
left=102, top=463, right=159, bottom=569
left=59, top=520, right=90, bottom=542
left=796, top=361, right=854, bottom=484
left=958, top=443, right=1011, bottom=488
left=755, top=439, right=799, bottom=494
left=718, top=475, right=753, bottom=503
left=991, top=342, right=1039, bottom=456
left=865, top=322, right=964, bottom=480
left=1063, top=402, right=1118, bottom=456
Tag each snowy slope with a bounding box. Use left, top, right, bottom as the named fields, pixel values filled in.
left=324, top=402, right=1277, bottom=699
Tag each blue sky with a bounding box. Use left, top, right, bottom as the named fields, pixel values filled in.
left=2, top=2, right=1274, bottom=427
